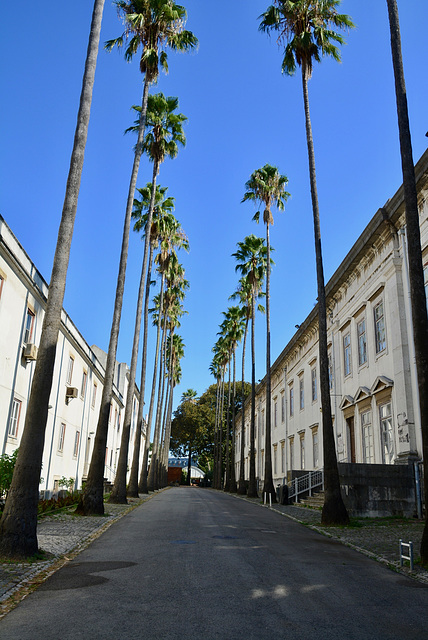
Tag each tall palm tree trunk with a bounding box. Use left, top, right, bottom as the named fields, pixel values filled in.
left=238, top=318, right=249, bottom=494
left=128, top=241, right=155, bottom=497
left=248, top=294, right=258, bottom=498
left=213, top=376, right=220, bottom=489
left=0, top=0, right=105, bottom=556
left=264, top=222, right=276, bottom=502
left=76, top=73, right=151, bottom=516
left=301, top=63, right=348, bottom=525
left=146, top=273, right=165, bottom=491
left=229, top=349, right=238, bottom=493
left=152, top=311, right=169, bottom=489
left=109, top=175, right=157, bottom=503
left=224, top=362, right=232, bottom=491
left=386, top=0, right=428, bottom=563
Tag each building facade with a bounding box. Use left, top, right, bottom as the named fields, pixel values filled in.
left=0, top=215, right=142, bottom=494
left=235, top=149, right=428, bottom=488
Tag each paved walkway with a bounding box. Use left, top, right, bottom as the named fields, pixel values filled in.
left=0, top=488, right=427, bottom=618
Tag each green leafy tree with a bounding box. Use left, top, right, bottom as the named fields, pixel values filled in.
left=0, top=0, right=105, bottom=557
left=385, top=0, right=428, bottom=564
left=259, top=0, right=353, bottom=524
left=0, top=450, right=19, bottom=501
left=243, top=165, right=289, bottom=502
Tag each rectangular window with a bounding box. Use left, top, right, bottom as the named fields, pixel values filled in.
left=58, top=423, right=66, bottom=453
left=281, top=394, right=285, bottom=423
left=73, top=431, right=80, bottom=458
left=424, top=265, right=428, bottom=312
left=374, top=302, right=386, bottom=353
left=80, top=370, right=87, bottom=399
left=380, top=402, right=394, bottom=464
left=312, top=430, right=319, bottom=468
left=66, top=356, right=74, bottom=386
left=281, top=441, right=285, bottom=474
left=91, top=382, right=97, bottom=408
left=328, top=353, right=333, bottom=390
left=299, top=377, right=304, bottom=410
left=361, top=410, right=374, bottom=463
left=109, top=403, right=113, bottom=424
left=300, top=435, right=305, bottom=470
left=273, top=446, right=277, bottom=475
left=289, top=438, right=294, bottom=470
left=110, top=449, right=113, bottom=468
left=261, top=411, right=265, bottom=436
left=357, top=319, right=367, bottom=366
left=0, top=274, right=4, bottom=300
left=9, top=398, right=22, bottom=437
left=289, top=387, right=294, bottom=417
left=311, top=368, right=317, bottom=402
left=24, top=308, right=35, bottom=344
left=343, top=333, right=352, bottom=376
left=274, top=401, right=278, bottom=428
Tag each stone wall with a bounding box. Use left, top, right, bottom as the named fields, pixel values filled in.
left=338, top=462, right=417, bottom=517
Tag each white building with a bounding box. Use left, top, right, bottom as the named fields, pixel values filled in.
left=0, top=215, right=142, bottom=494
left=235, top=149, right=428, bottom=488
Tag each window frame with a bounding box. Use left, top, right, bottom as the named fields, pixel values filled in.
left=374, top=301, right=387, bottom=354
left=73, top=430, right=80, bottom=458
left=357, top=317, right=367, bottom=366
left=299, top=377, right=304, bottom=411
left=23, top=308, right=35, bottom=344
left=9, top=398, right=22, bottom=438
left=289, top=386, right=294, bottom=417
left=66, top=356, right=74, bottom=386
left=343, top=332, right=352, bottom=377
left=311, top=367, right=317, bottom=403
left=80, top=370, right=87, bottom=399
left=58, top=423, right=66, bottom=453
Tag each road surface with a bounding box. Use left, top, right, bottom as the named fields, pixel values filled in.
left=1, top=487, right=427, bottom=639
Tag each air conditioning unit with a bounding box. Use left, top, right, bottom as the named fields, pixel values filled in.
left=66, top=387, right=78, bottom=399
left=23, top=343, right=38, bottom=361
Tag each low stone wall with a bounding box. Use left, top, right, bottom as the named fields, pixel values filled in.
left=338, top=462, right=417, bottom=518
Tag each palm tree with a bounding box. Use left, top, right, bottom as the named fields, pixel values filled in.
left=211, top=337, right=229, bottom=489
left=108, top=93, right=186, bottom=504
left=232, top=234, right=268, bottom=497
left=259, top=0, right=353, bottom=524
left=219, top=307, right=245, bottom=492
left=385, top=0, right=428, bottom=564
left=160, top=334, right=185, bottom=484
left=209, top=359, right=222, bottom=488
left=127, top=184, right=175, bottom=497
left=147, top=249, right=188, bottom=491
left=0, top=0, right=105, bottom=558
left=182, top=389, right=198, bottom=402
left=76, top=0, right=196, bottom=516
left=243, top=165, right=289, bottom=502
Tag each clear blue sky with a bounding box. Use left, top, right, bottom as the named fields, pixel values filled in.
left=1, top=1, right=427, bottom=415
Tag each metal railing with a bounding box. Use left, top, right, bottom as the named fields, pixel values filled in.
left=288, top=469, right=324, bottom=502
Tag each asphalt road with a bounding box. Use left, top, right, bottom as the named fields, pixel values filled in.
left=1, top=487, right=427, bottom=640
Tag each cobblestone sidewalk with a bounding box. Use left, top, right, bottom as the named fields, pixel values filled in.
left=0, top=493, right=159, bottom=615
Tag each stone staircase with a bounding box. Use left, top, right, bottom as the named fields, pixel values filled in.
left=295, top=491, right=324, bottom=509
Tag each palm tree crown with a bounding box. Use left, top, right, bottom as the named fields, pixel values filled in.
left=242, top=164, right=290, bottom=226
left=105, top=0, right=197, bottom=82
left=259, top=0, right=354, bottom=78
